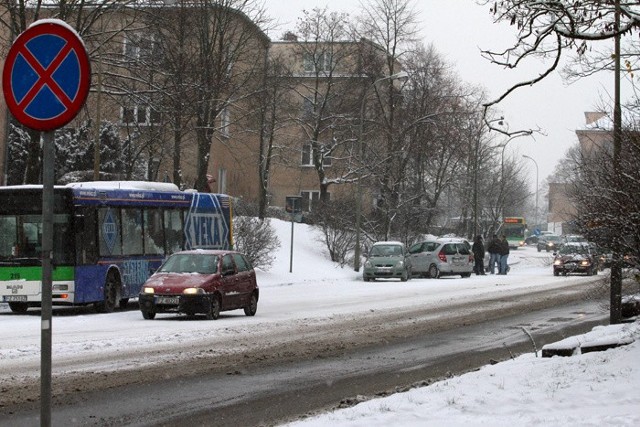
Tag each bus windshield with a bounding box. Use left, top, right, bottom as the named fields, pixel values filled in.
left=0, top=214, right=74, bottom=265
left=499, top=217, right=527, bottom=248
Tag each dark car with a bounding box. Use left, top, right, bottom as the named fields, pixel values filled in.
left=537, top=234, right=563, bottom=252
left=553, top=244, right=599, bottom=276
left=138, top=250, right=259, bottom=320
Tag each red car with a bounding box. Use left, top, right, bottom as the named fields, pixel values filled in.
left=139, top=250, right=259, bottom=320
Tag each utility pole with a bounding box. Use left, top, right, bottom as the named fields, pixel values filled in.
left=610, top=0, right=623, bottom=324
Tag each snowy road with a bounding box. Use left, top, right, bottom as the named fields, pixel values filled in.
left=0, top=222, right=614, bottom=424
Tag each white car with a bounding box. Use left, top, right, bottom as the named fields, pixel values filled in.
left=408, top=238, right=473, bottom=279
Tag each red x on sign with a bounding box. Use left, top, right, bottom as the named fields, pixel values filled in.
left=2, top=20, right=91, bottom=131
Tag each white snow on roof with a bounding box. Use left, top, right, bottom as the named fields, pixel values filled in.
left=65, top=181, right=181, bottom=192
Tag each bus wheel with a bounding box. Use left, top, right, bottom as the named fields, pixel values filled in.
left=95, top=272, right=120, bottom=313
left=8, top=302, right=28, bottom=313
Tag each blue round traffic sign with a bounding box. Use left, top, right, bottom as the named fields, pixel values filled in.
left=2, top=19, right=91, bottom=131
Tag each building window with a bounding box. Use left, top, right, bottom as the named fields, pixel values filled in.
left=217, top=169, right=227, bottom=194
left=301, top=143, right=332, bottom=167
left=303, top=52, right=332, bottom=73
left=124, top=31, right=155, bottom=61
left=300, top=190, right=330, bottom=212
left=121, top=105, right=161, bottom=126
left=219, top=107, right=231, bottom=137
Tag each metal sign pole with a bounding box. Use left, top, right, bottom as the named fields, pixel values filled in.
left=2, top=21, right=89, bottom=425
left=41, top=131, right=54, bottom=427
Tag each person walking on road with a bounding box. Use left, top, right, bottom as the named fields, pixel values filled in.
left=487, top=234, right=500, bottom=274
left=498, top=235, right=510, bottom=275
left=472, top=235, right=485, bottom=275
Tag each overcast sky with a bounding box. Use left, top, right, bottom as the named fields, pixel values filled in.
left=264, top=0, right=631, bottom=193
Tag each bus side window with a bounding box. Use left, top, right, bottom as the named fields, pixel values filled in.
left=144, top=208, right=164, bottom=255
left=76, top=209, right=98, bottom=265
left=164, top=209, right=184, bottom=254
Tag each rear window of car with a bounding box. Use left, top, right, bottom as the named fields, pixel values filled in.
left=456, top=243, right=470, bottom=255
left=443, top=244, right=457, bottom=255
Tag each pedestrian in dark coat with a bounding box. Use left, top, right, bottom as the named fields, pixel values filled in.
left=498, top=235, right=510, bottom=274
left=487, top=234, right=500, bottom=274
left=472, top=235, right=485, bottom=275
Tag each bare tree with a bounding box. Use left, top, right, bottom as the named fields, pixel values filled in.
left=479, top=0, right=639, bottom=118
left=286, top=7, right=362, bottom=202
left=564, top=118, right=640, bottom=266
left=109, top=1, right=270, bottom=191
left=356, top=0, right=419, bottom=240
left=0, top=0, right=141, bottom=184
left=479, top=0, right=640, bottom=323
left=246, top=53, right=295, bottom=218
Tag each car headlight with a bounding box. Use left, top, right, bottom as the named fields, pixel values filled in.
left=364, top=260, right=372, bottom=268
left=142, top=287, right=155, bottom=294
left=396, top=260, right=405, bottom=268
left=183, top=288, right=205, bottom=295
left=553, top=259, right=562, bottom=266
left=580, top=260, right=590, bottom=266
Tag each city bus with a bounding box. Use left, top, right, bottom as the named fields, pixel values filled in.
left=0, top=181, right=232, bottom=313
left=498, top=216, right=527, bottom=249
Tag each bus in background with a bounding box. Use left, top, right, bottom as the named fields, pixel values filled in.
left=498, top=217, right=527, bottom=249
left=0, top=181, right=232, bottom=313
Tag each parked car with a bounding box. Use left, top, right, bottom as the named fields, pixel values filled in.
left=363, top=241, right=411, bottom=282
left=138, top=250, right=259, bottom=320
left=552, top=244, right=599, bottom=276
left=408, top=238, right=473, bottom=279
left=537, top=234, right=563, bottom=252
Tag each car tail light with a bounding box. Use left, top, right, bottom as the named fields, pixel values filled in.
left=438, top=251, right=447, bottom=262
left=468, top=255, right=474, bottom=263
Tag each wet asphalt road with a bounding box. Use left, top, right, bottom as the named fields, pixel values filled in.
left=2, top=297, right=608, bottom=427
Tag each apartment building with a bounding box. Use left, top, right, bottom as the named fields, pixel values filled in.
left=547, top=111, right=612, bottom=234
left=0, top=3, right=391, bottom=213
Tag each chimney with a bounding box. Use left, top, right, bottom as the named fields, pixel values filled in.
left=282, top=31, right=298, bottom=42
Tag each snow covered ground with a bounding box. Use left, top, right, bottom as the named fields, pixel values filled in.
left=285, top=320, right=639, bottom=427
left=0, top=219, right=638, bottom=426
left=268, top=224, right=640, bottom=427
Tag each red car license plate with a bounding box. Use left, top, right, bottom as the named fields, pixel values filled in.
left=155, top=296, right=179, bottom=305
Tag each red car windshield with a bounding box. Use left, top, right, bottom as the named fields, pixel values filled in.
left=159, top=254, right=219, bottom=274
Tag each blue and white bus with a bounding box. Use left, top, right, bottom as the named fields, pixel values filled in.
left=0, top=181, right=233, bottom=313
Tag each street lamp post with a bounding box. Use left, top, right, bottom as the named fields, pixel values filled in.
left=498, top=133, right=532, bottom=219
left=522, top=154, right=539, bottom=230
left=354, top=71, right=409, bottom=271
left=498, top=135, right=519, bottom=219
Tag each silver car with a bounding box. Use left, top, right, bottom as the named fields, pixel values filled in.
left=408, top=238, right=473, bottom=278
